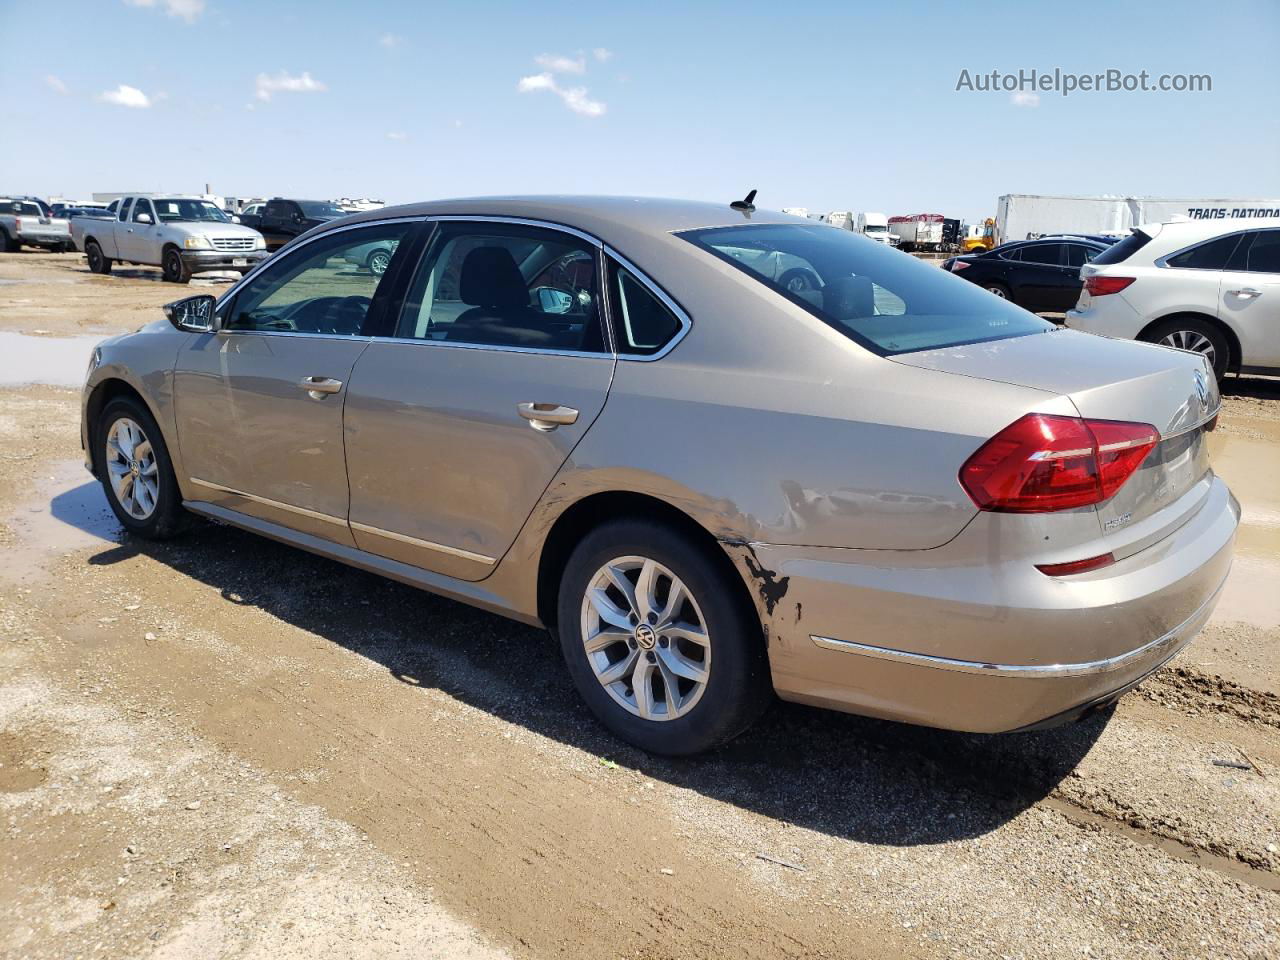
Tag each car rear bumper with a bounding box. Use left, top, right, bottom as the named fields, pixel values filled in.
left=1065, top=294, right=1144, bottom=339
left=730, top=475, right=1239, bottom=733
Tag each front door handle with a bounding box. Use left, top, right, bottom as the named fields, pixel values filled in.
left=517, top=402, right=579, bottom=431
left=1227, top=287, right=1262, bottom=299
left=299, top=376, right=344, bottom=399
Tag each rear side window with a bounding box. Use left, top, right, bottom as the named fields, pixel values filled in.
left=1245, top=230, right=1280, bottom=274
left=1091, top=230, right=1151, bottom=266
left=680, top=223, right=1051, bottom=356
left=1165, top=233, right=1243, bottom=270
left=608, top=261, right=683, bottom=355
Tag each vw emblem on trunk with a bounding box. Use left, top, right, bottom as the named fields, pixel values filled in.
left=1193, top=370, right=1209, bottom=411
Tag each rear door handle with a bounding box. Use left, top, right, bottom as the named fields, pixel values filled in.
left=299, top=376, right=344, bottom=399
left=517, top=402, right=579, bottom=431
left=1227, top=287, right=1262, bottom=299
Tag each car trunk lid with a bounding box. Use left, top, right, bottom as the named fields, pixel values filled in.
left=891, top=329, right=1219, bottom=537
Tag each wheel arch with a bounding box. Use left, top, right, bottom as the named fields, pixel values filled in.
left=85, top=377, right=163, bottom=478
left=534, top=490, right=760, bottom=640
left=1137, top=311, right=1240, bottom=374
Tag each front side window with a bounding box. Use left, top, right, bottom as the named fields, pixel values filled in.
left=680, top=223, right=1051, bottom=355
left=1244, top=230, right=1280, bottom=274
left=1165, top=233, right=1243, bottom=270
left=1066, top=244, right=1100, bottom=267
left=225, top=222, right=414, bottom=335
left=395, top=223, right=605, bottom=352
left=131, top=199, right=154, bottom=223
left=298, top=201, right=345, bottom=218
left=1018, top=242, right=1065, bottom=266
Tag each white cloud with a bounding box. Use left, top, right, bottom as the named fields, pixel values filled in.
left=386, top=131, right=408, bottom=141
left=517, top=72, right=606, bottom=117
left=123, top=0, right=206, bottom=24
left=379, top=32, right=402, bottom=48
left=593, top=48, right=613, bottom=62
left=98, top=84, right=152, bottom=108
left=1011, top=90, right=1041, bottom=107
left=535, top=53, right=585, bottom=74
left=45, top=75, right=69, bottom=95
left=255, top=70, right=327, bottom=102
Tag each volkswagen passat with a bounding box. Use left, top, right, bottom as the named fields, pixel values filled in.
left=81, top=197, right=1238, bottom=755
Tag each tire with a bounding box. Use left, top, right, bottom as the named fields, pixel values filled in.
left=86, top=240, right=113, bottom=274
left=367, top=248, right=392, bottom=276
left=162, top=247, right=192, bottom=283
left=1142, top=316, right=1230, bottom=380
left=778, top=267, right=821, bottom=295
left=96, top=397, right=189, bottom=540
left=556, top=518, right=771, bottom=755
left=1, top=229, right=19, bottom=253
left=984, top=282, right=1011, bottom=300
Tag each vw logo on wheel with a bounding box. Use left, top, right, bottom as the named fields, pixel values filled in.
left=634, top=623, right=657, bottom=649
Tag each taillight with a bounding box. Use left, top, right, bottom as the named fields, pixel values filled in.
left=951, top=260, right=971, bottom=271
left=14, top=217, right=21, bottom=233
left=960, top=413, right=1159, bottom=513
left=1084, top=275, right=1135, bottom=296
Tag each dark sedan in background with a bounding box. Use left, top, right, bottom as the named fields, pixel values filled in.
left=942, top=237, right=1111, bottom=312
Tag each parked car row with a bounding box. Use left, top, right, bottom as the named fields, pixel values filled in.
left=1, top=197, right=72, bottom=252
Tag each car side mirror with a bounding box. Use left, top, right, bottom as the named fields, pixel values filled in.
left=231, top=215, right=241, bottom=224
left=163, top=294, right=218, bottom=333
left=136, top=213, right=153, bottom=225
left=534, top=286, right=575, bottom=315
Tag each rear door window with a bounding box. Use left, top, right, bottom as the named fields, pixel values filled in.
left=117, top=198, right=133, bottom=222
left=1244, top=230, right=1280, bottom=274
left=1165, top=233, right=1244, bottom=270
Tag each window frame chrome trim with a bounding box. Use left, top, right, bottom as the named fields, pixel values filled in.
left=603, top=246, right=693, bottom=362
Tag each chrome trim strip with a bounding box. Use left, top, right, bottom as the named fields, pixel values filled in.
left=1162, top=406, right=1221, bottom=441
left=811, top=578, right=1225, bottom=678
left=425, top=215, right=603, bottom=249
left=372, top=337, right=613, bottom=360
left=189, top=477, right=348, bottom=527
left=603, top=245, right=693, bottom=362
left=349, top=521, right=496, bottom=565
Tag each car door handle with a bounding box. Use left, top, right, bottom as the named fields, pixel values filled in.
left=517, top=402, right=579, bottom=431
left=1227, top=287, right=1262, bottom=299
left=299, top=376, right=344, bottom=399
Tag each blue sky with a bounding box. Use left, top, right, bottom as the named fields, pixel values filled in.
left=1, top=0, right=1276, bottom=222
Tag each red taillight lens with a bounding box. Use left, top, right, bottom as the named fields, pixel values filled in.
left=1083, top=275, right=1135, bottom=296
left=960, top=413, right=1159, bottom=513
left=1036, top=553, right=1116, bottom=577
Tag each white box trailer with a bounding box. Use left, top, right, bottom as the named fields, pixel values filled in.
left=825, top=210, right=855, bottom=230
left=888, top=213, right=946, bottom=252
left=995, top=194, right=1280, bottom=247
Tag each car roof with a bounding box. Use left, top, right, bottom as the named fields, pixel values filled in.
left=336, top=195, right=805, bottom=242
left=1139, top=217, right=1279, bottom=241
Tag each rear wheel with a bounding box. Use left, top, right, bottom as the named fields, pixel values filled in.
left=1, top=229, right=19, bottom=253
left=162, top=247, right=192, bottom=283
left=86, top=240, right=112, bottom=274
left=367, top=248, right=392, bottom=276
left=556, top=518, right=770, bottom=755
left=97, top=397, right=188, bottom=540
left=1143, top=317, right=1229, bottom=380
left=984, top=282, right=1011, bottom=300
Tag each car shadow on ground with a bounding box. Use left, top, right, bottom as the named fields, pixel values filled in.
left=1221, top=374, right=1280, bottom=401
left=57, top=482, right=1111, bottom=849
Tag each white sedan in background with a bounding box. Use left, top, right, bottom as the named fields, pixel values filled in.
left=1065, top=218, right=1280, bottom=380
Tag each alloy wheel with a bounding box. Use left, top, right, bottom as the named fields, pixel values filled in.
left=370, top=251, right=391, bottom=276
left=105, top=417, right=160, bottom=520
left=1158, top=329, right=1216, bottom=367
left=985, top=285, right=1008, bottom=299
left=579, top=555, right=712, bottom=721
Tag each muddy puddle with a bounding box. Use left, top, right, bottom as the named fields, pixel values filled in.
left=1208, top=431, right=1280, bottom=629
left=0, top=331, right=104, bottom=387
left=3, top=459, right=121, bottom=585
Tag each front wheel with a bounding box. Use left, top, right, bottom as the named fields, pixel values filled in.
left=367, top=248, right=392, bottom=276
left=556, top=519, right=770, bottom=755
left=162, top=247, right=192, bottom=283
left=97, top=397, right=188, bottom=539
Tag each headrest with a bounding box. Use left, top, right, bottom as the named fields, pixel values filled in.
left=459, top=246, right=527, bottom=308
left=822, top=275, right=876, bottom=322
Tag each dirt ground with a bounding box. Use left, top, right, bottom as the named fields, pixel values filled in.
left=1, top=250, right=1278, bottom=959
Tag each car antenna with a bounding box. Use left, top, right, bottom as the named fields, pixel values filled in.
left=730, top=189, right=757, bottom=212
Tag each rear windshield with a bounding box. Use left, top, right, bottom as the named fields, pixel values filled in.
left=1091, top=230, right=1152, bottom=266
left=679, top=223, right=1051, bottom=355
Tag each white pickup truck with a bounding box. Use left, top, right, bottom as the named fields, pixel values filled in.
left=0, top=198, right=72, bottom=252
left=71, top=195, right=269, bottom=283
